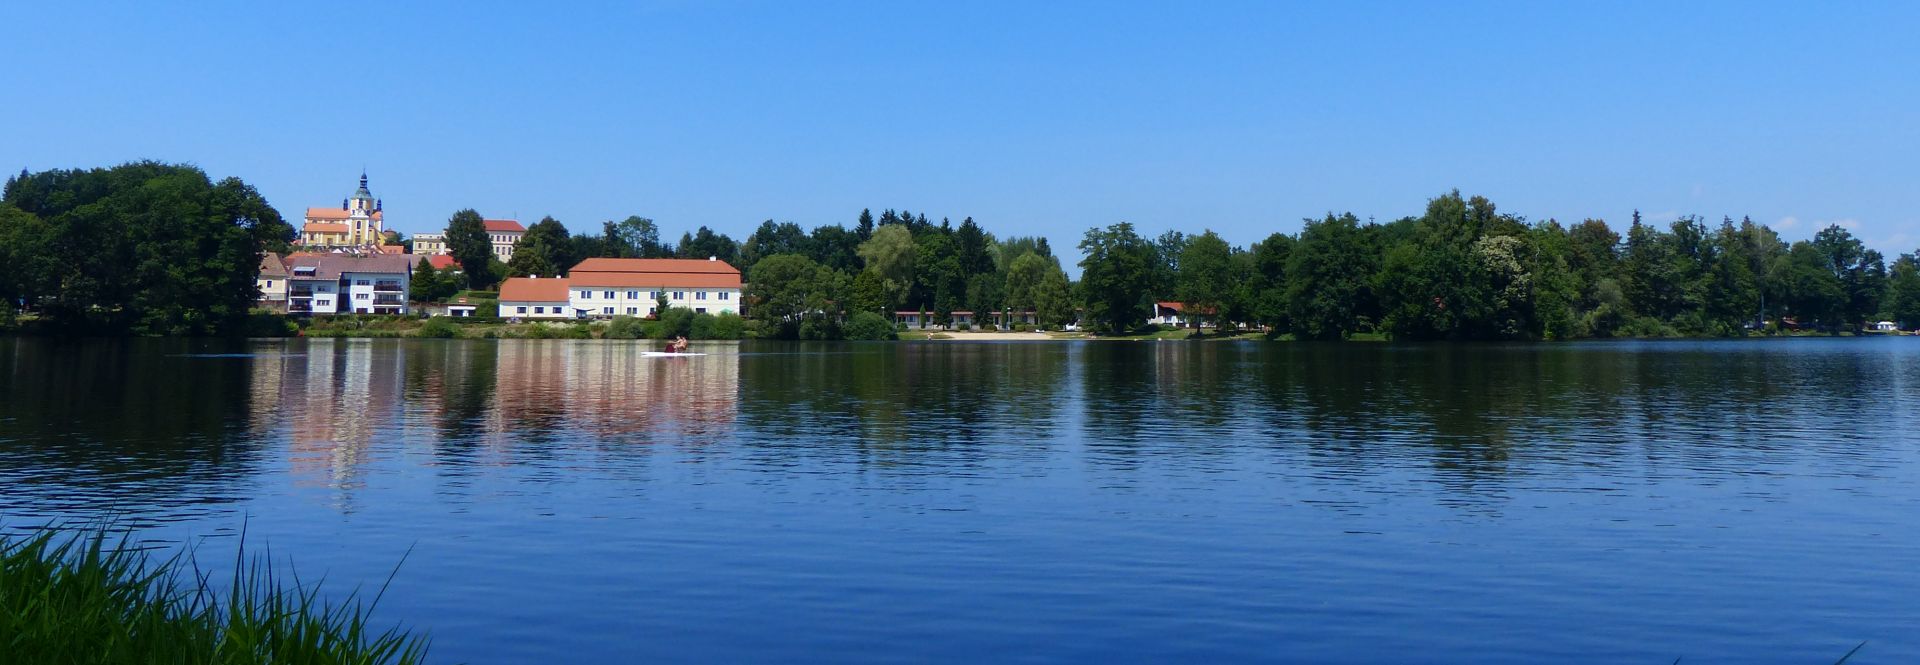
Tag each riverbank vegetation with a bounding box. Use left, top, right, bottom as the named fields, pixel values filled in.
left=8, top=161, right=1920, bottom=341
left=0, top=163, right=293, bottom=335
left=0, top=526, right=426, bottom=664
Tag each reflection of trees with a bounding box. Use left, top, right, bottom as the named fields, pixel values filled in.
left=0, top=338, right=265, bottom=519
left=736, top=342, right=1071, bottom=474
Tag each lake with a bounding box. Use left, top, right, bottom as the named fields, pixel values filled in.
left=2, top=337, right=1917, bottom=663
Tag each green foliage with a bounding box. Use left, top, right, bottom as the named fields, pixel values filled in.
left=707, top=312, right=746, bottom=339
left=1287, top=213, right=1373, bottom=340
left=444, top=209, right=494, bottom=290
left=415, top=317, right=460, bottom=338
left=1176, top=230, right=1236, bottom=328
left=1, top=163, right=295, bottom=335
left=1077, top=222, right=1155, bottom=333
left=857, top=225, right=916, bottom=310
left=0, top=527, right=427, bottom=664
left=655, top=307, right=696, bottom=339
left=843, top=311, right=897, bottom=340
left=242, top=311, right=300, bottom=338
left=605, top=315, right=650, bottom=339
left=508, top=216, right=575, bottom=277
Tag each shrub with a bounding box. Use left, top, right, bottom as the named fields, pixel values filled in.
left=605, top=316, right=646, bottom=339
left=707, top=313, right=746, bottom=340
left=655, top=307, right=695, bottom=339
left=415, top=317, right=459, bottom=339
left=566, top=322, right=594, bottom=339
left=956, top=323, right=970, bottom=331
left=798, top=317, right=841, bottom=340
left=1012, top=323, right=1033, bottom=333
left=242, top=312, right=299, bottom=338
left=742, top=319, right=772, bottom=339
left=844, top=312, right=897, bottom=340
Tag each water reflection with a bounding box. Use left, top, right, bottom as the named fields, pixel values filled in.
left=5, top=337, right=1920, bottom=663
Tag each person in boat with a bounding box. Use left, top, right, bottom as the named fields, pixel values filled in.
left=667, top=336, right=689, bottom=353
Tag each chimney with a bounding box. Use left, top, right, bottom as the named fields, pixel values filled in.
left=708, top=256, right=716, bottom=261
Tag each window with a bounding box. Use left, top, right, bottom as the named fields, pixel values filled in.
left=603, top=291, right=614, bottom=299
left=355, top=279, right=370, bottom=286
left=696, top=291, right=707, bottom=300
left=649, top=291, right=660, bottom=300
left=603, top=307, right=614, bottom=315
left=316, top=299, right=330, bottom=307
left=534, top=306, right=545, bottom=314
left=696, top=307, right=707, bottom=314
left=627, top=291, right=639, bottom=300
left=517, top=306, right=528, bottom=314
left=719, top=292, right=729, bottom=300
left=626, top=307, right=638, bottom=315
left=579, top=290, right=591, bottom=299
left=356, top=293, right=369, bottom=300
left=264, top=280, right=274, bottom=288
left=672, top=291, right=684, bottom=300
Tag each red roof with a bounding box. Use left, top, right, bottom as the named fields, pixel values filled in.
left=567, top=258, right=743, bottom=289
left=570, top=258, right=740, bottom=275
left=303, top=222, right=350, bottom=234
left=499, top=277, right=572, bottom=302
left=426, top=255, right=459, bottom=271
left=567, top=272, right=742, bottom=289
left=306, top=208, right=382, bottom=222
left=484, top=219, right=525, bottom=233
left=1155, top=301, right=1216, bottom=315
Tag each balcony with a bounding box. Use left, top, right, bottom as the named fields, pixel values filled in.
left=373, top=282, right=404, bottom=292
left=288, top=302, right=313, bottom=313
left=373, top=296, right=404, bottom=306
left=289, top=289, right=315, bottom=299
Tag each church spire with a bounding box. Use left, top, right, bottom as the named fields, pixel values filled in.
left=351, top=171, right=373, bottom=202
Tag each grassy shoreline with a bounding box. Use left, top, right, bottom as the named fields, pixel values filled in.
left=0, top=526, right=427, bottom=664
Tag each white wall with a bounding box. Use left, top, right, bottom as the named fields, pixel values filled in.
left=567, top=287, right=740, bottom=318
left=501, top=300, right=574, bottom=319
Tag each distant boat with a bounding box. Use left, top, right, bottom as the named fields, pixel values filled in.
left=641, top=351, right=704, bottom=357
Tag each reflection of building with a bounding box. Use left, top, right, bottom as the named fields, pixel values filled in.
left=496, top=258, right=743, bottom=319
left=253, top=340, right=409, bottom=493
left=300, top=173, right=386, bottom=248
left=490, top=340, right=739, bottom=438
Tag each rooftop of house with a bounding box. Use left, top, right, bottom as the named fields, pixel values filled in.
left=258, top=254, right=289, bottom=278
left=499, top=276, right=573, bottom=302
left=303, top=222, right=351, bottom=234
left=484, top=219, right=525, bottom=233
left=567, top=257, right=744, bottom=289
left=285, top=253, right=416, bottom=280
left=306, top=208, right=383, bottom=221
left=425, top=254, right=459, bottom=271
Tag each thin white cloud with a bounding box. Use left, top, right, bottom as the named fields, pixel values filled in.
left=1816, top=218, right=1862, bottom=230
left=1776, top=216, right=1800, bottom=230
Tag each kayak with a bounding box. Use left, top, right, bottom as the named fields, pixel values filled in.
left=641, top=351, right=705, bottom=357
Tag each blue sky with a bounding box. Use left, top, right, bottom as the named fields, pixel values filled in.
left=5, top=1, right=1919, bottom=258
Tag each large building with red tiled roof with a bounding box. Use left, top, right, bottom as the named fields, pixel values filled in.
left=496, top=257, right=743, bottom=320
left=299, top=173, right=386, bottom=248
left=485, top=219, right=525, bottom=260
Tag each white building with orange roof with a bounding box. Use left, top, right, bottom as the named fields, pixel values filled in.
left=494, top=257, right=744, bottom=320
left=300, top=172, right=385, bottom=248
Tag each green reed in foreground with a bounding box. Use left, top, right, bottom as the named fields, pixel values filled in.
left=0, top=527, right=427, bottom=664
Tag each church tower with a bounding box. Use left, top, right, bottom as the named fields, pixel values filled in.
left=346, top=171, right=384, bottom=246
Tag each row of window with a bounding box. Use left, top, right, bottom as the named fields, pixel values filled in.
left=573, top=290, right=730, bottom=301
left=512, top=305, right=718, bottom=316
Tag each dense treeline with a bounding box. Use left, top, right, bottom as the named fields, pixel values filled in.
left=9, top=161, right=1920, bottom=342
left=1072, top=191, right=1914, bottom=339
left=0, top=163, right=293, bottom=335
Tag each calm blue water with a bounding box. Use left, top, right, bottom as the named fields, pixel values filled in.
left=2, top=337, right=1917, bottom=663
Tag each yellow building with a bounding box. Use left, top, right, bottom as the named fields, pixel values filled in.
left=300, top=172, right=385, bottom=248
